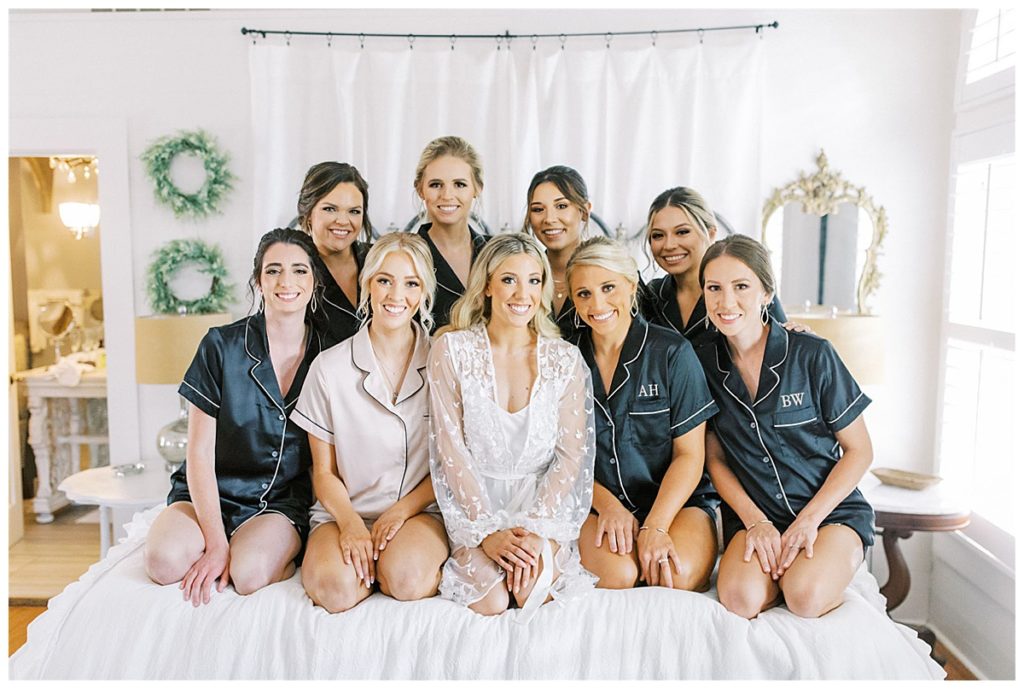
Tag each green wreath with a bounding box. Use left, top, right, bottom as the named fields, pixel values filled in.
left=146, top=239, right=234, bottom=314
left=140, top=129, right=235, bottom=219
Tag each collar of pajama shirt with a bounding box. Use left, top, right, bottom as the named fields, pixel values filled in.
left=291, top=324, right=435, bottom=523
left=696, top=319, right=874, bottom=542
left=571, top=316, right=719, bottom=519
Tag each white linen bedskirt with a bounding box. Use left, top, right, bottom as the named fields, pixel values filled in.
left=10, top=506, right=944, bottom=680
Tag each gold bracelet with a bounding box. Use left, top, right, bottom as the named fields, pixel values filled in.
left=745, top=519, right=773, bottom=530
left=638, top=525, right=668, bottom=535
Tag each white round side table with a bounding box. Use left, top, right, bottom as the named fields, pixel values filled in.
left=58, top=463, right=170, bottom=558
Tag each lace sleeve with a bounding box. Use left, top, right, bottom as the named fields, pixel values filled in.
left=427, top=333, right=500, bottom=548
left=522, top=347, right=596, bottom=542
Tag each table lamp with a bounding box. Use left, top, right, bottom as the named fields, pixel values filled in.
left=135, top=313, right=231, bottom=471
left=785, top=311, right=884, bottom=385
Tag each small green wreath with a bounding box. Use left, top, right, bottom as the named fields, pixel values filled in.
left=140, top=129, right=235, bottom=219
left=147, top=239, right=234, bottom=314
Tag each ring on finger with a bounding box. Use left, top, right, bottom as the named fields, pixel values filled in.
left=658, top=557, right=670, bottom=564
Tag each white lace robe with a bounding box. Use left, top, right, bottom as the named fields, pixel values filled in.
left=428, top=325, right=597, bottom=607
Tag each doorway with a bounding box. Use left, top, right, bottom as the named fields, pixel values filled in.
left=9, top=155, right=109, bottom=508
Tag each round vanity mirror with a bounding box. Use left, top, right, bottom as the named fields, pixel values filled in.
left=762, top=150, right=887, bottom=315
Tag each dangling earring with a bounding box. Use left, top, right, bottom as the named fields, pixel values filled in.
left=761, top=303, right=769, bottom=326
left=258, top=293, right=265, bottom=313
left=573, top=310, right=583, bottom=329
left=310, top=291, right=319, bottom=314
left=703, top=314, right=710, bottom=330
left=630, top=300, right=639, bottom=318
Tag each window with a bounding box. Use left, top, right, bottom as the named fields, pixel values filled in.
left=965, top=8, right=1015, bottom=84
left=936, top=10, right=1015, bottom=562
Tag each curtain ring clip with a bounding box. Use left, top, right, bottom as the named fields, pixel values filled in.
left=605, top=32, right=612, bottom=49
left=559, top=33, right=567, bottom=50
left=650, top=30, right=657, bottom=47
left=408, top=34, right=415, bottom=50
left=698, top=29, right=704, bottom=45
left=285, top=31, right=291, bottom=47
left=450, top=35, right=456, bottom=51
left=531, top=34, right=538, bottom=51
left=359, top=33, right=365, bottom=49
left=326, top=33, right=332, bottom=48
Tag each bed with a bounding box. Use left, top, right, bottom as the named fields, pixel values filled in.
left=10, top=506, right=944, bottom=680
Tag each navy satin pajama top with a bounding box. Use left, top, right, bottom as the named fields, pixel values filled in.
left=695, top=320, right=875, bottom=547
left=571, top=317, right=720, bottom=523
left=168, top=313, right=321, bottom=542
left=417, top=223, right=488, bottom=333
left=315, top=240, right=370, bottom=349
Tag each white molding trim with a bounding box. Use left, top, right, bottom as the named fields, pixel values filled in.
left=930, top=531, right=1015, bottom=679
left=10, top=117, right=141, bottom=466
left=932, top=627, right=989, bottom=681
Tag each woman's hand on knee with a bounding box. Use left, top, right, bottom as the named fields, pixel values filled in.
left=595, top=503, right=639, bottom=555
left=338, top=518, right=375, bottom=589
left=181, top=538, right=230, bottom=607
left=777, top=515, right=820, bottom=576
left=637, top=528, right=681, bottom=587
left=370, top=506, right=410, bottom=559
left=743, top=521, right=782, bottom=580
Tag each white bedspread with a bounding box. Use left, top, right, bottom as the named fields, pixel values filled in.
left=10, top=506, right=944, bottom=680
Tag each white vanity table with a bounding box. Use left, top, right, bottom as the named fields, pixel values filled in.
left=13, top=361, right=109, bottom=523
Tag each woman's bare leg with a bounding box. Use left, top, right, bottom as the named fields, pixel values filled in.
left=228, top=512, right=301, bottom=595
left=716, top=531, right=780, bottom=619
left=578, top=514, right=640, bottom=589
left=666, top=507, right=719, bottom=592
left=300, top=522, right=372, bottom=613
left=375, top=514, right=449, bottom=601
left=778, top=524, right=864, bottom=618
left=144, top=502, right=205, bottom=585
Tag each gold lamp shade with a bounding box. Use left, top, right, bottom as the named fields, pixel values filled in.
left=135, top=313, right=232, bottom=472
left=785, top=312, right=884, bottom=386
left=135, top=313, right=232, bottom=385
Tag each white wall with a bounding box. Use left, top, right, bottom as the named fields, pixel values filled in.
left=9, top=2, right=962, bottom=640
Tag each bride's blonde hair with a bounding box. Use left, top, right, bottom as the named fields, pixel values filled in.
left=442, top=233, right=561, bottom=339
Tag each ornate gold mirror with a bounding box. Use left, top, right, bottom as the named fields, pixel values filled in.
left=762, top=150, right=887, bottom=314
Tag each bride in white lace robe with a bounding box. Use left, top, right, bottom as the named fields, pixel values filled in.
left=428, top=234, right=597, bottom=617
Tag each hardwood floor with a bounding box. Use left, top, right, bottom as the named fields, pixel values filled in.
left=8, top=606, right=46, bottom=657
left=9, top=504, right=101, bottom=604
left=9, top=503, right=101, bottom=657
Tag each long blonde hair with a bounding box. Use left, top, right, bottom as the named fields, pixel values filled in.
left=356, top=232, right=436, bottom=332
left=443, top=233, right=561, bottom=339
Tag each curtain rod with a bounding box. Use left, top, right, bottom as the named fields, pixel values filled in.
left=240, top=22, right=779, bottom=46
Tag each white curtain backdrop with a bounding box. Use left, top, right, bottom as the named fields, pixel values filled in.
left=250, top=34, right=764, bottom=262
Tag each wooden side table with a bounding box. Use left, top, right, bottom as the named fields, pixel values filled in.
left=861, top=476, right=971, bottom=664
left=58, top=463, right=170, bottom=558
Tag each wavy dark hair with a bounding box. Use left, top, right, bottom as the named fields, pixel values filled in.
left=520, top=165, right=591, bottom=234
left=296, top=161, right=373, bottom=243
left=249, top=228, right=328, bottom=326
